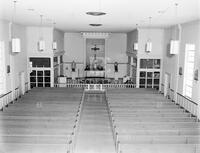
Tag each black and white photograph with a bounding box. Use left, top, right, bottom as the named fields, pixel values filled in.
left=0, top=0, right=200, bottom=153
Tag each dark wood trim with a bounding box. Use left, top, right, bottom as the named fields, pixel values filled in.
left=177, top=92, right=198, bottom=105
left=0, top=91, right=12, bottom=98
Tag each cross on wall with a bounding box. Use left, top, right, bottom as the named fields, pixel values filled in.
left=91, top=44, right=100, bottom=52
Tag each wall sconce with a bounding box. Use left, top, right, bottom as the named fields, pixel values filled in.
left=38, top=40, right=45, bottom=51
left=133, top=43, right=138, bottom=51
left=145, top=41, right=152, bottom=53
left=12, top=38, right=21, bottom=53
left=52, top=41, right=57, bottom=50
left=194, top=69, right=198, bottom=81
left=170, top=40, right=179, bottom=55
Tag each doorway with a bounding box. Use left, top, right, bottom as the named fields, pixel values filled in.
left=164, top=73, right=171, bottom=97
left=19, top=71, right=25, bottom=95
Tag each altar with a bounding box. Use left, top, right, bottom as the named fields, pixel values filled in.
left=85, top=70, right=105, bottom=78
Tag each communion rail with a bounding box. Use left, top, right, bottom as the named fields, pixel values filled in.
left=54, top=83, right=136, bottom=89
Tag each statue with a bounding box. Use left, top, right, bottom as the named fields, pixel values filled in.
left=71, top=60, right=76, bottom=72
left=114, top=62, right=118, bottom=72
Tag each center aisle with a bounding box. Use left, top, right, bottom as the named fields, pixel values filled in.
left=75, top=92, right=116, bottom=153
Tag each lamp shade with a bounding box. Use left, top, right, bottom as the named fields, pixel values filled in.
left=12, top=38, right=21, bottom=53
left=170, top=40, right=179, bottom=54
left=52, top=41, right=57, bottom=50
left=145, top=41, right=152, bottom=53
left=38, top=40, right=45, bottom=51
left=133, top=43, right=138, bottom=51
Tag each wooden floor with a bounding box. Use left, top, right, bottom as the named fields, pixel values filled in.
left=0, top=88, right=83, bottom=153
left=107, top=88, right=200, bottom=153
left=75, top=92, right=115, bottom=153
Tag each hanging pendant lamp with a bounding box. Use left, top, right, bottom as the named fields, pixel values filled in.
left=11, top=0, right=21, bottom=53
left=38, top=15, right=45, bottom=51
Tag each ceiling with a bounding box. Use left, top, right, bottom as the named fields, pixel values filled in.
left=0, top=0, right=200, bottom=33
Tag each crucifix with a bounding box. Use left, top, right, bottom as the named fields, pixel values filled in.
left=91, top=44, right=100, bottom=70
left=91, top=44, right=100, bottom=60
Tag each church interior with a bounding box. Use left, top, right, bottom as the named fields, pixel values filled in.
left=0, top=0, right=200, bottom=153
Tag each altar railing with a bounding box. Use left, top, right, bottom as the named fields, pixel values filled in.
left=85, top=84, right=104, bottom=91
left=54, top=83, right=136, bottom=89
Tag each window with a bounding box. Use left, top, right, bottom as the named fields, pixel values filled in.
left=0, top=41, right=6, bottom=95
left=29, top=57, right=51, bottom=67
left=183, top=44, right=195, bottom=98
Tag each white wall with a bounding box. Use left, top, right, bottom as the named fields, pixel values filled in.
left=138, top=28, right=164, bottom=58
left=26, top=26, right=53, bottom=57
left=64, top=33, right=84, bottom=77
left=106, top=33, right=127, bottom=78
left=162, top=20, right=200, bottom=104
left=63, top=32, right=127, bottom=78
left=26, top=26, right=54, bottom=87
left=180, top=21, right=200, bottom=103
left=126, top=29, right=138, bottom=77
left=0, top=20, right=28, bottom=93
left=127, top=29, right=138, bottom=53
left=64, top=33, right=84, bottom=62
left=162, top=26, right=178, bottom=90
left=53, top=29, right=64, bottom=52
left=136, top=28, right=165, bottom=87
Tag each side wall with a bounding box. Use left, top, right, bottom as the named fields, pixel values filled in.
left=162, top=20, right=200, bottom=106
left=26, top=26, right=54, bottom=87
left=127, top=29, right=138, bottom=53
left=53, top=29, right=64, bottom=52
left=0, top=20, right=28, bottom=93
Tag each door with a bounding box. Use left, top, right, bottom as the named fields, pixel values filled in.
left=164, top=73, right=170, bottom=97
left=19, top=71, right=25, bottom=95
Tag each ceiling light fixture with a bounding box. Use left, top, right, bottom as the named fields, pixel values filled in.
left=27, top=8, right=35, bottom=11
left=86, top=0, right=106, bottom=16
left=89, top=24, right=102, bottom=27
left=86, top=12, right=106, bottom=16
left=87, top=0, right=105, bottom=27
